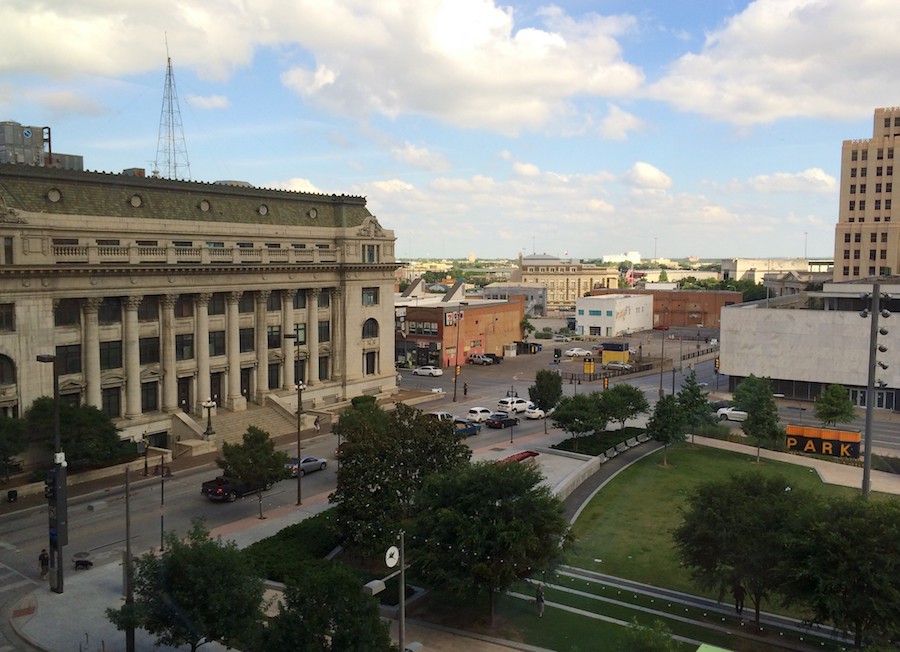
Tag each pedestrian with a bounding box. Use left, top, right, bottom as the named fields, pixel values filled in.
left=732, top=582, right=745, bottom=616
left=463, top=382, right=468, bottom=396
left=535, top=583, right=545, bottom=618
left=38, top=549, right=49, bottom=580
left=314, top=416, right=321, bottom=433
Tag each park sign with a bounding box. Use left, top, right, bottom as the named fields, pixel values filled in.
left=785, top=425, right=861, bottom=459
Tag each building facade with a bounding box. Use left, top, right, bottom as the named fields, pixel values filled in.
left=512, top=254, right=618, bottom=311
left=0, top=163, right=398, bottom=446
left=589, top=288, right=742, bottom=330
left=574, top=294, right=653, bottom=337
left=834, top=107, right=900, bottom=282
left=483, top=282, right=546, bottom=317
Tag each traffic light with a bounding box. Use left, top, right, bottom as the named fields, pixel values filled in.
left=715, top=357, right=720, bottom=371
left=44, top=468, right=57, bottom=501
left=455, top=365, right=461, bottom=377
left=603, top=377, right=609, bottom=390
left=554, top=348, right=561, bottom=360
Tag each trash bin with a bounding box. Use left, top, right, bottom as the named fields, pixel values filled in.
left=6, top=490, right=17, bottom=503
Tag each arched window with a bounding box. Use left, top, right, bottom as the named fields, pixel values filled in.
left=0, top=355, right=15, bottom=385
left=362, top=318, right=379, bottom=339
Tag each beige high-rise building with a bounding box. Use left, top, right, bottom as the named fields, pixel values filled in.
left=512, top=254, right=618, bottom=311
left=834, top=107, right=900, bottom=281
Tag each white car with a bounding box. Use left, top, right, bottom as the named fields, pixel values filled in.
left=412, top=365, right=443, bottom=376
left=467, top=407, right=493, bottom=422
left=716, top=407, right=748, bottom=422
left=552, top=334, right=572, bottom=342
left=498, top=397, right=530, bottom=413
left=606, top=361, right=633, bottom=371
left=564, top=347, right=591, bottom=357
left=525, top=404, right=546, bottom=419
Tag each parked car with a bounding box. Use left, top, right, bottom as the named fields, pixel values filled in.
left=467, top=354, right=494, bottom=365
left=285, top=456, right=327, bottom=478
left=498, top=397, right=530, bottom=413
left=412, top=365, right=443, bottom=376
left=564, top=347, right=591, bottom=357
left=524, top=404, right=546, bottom=419
left=716, top=407, right=748, bottom=422
left=552, top=334, right=572, bottom=342
left=453, top=418, right=482, bottom=437
left=485, top=412, right=520, bottom=429
left=467, top=407, right=493, bottom=422
left=605, top=361, right=633, bottom=371
left=201, top=473, right=273, bottom=502
left=484, top=353, right=503, bottom=364
left=426, top=411, right=455, bottom=421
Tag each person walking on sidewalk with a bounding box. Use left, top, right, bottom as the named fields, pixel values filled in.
left=732, top=582, right=746, bottom=616
left=535, top=583, right=545, bottom=618
left=463, top=382, right=468, bottom=396
left=314, top=416, right=320, bottom=433
left=38, top=549, right=49, bottom=580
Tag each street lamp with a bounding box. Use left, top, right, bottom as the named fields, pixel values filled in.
left=36, top=354, right=66, bottom=594
left=284, top=333, right=305, bottom=505
left=451, top=302, right=468, bottom=402
left=202, top=398, right=216, bottom=440
left=658, top=309, right=668, bottom=399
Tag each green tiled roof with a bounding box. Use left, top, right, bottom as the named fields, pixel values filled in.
left=0, top=164, right=372, bottom=228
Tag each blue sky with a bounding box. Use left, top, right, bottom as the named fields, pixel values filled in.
left=3, top=0, right=898, bottom=261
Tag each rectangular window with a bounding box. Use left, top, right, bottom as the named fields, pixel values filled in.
left=860, top=183, right=867, bottom=193
left=318, top=291, right=330, bottom=308
left=237, top=242, right=253, bottom=249
left=850, top=201, right=856, bottom=210
left=850, top=185, right=856, bottom=194
left=877, top=167, right=884, bottom=177
left=364, top=350, right=377, bottom=375
left=881, top=250, right=888, bottom=260
left=175, top=334, right=194, bottom=361
left=54, top=298, right=81, bottom=327
left=862, top=168, right=868, bottom=177
left=318, top=355, right=329, bottom=381
left=99, top=297, right=122, bottom=324
left=318, top=320, right=331, bottom=343
left=870, top=250, right=877, bottom=260
left=878, top=149, right=884, bottom=160
left=208, top=293, right=226, bottom=315
left=267, top=325, right=281, bottom=349
left=174, top=295, right=193, bottom=318
left=363, top=244, right=380, bottom=263
left=268, top=363, right=280, bottom=390
left=588, top=310, right=600, bottom=316
left=0, top=303, right=13, bottom=332
left=889, top=166, right=894, bottom=176
left=853, top=266, right=860, bottom=275
left=889, top=148, right=895, bottom=160
left=862, top=151, right=868, bottom=161
left=855, top=234, right=862, bottom=243
left=99, top=341, right=122, bottom=370
left=209, top=331, right=226, bottom=356
left=238, top=293, right=254, bottom=313
left=887, top=199, right=893, bottom=210
left=239, top=328, right=255, bottom=352
left=887, top=183, right=893, bottom=193
left=293, top=291, right=307, bottom=309
left=844, top=233, right=851, bottom=242
left=267, top=293, right=281, bottom=311
left=882, top=233, right=889, bottom=242
left=265, top=243, right=281, bottom=249
left=172, top=241, right=192, bottom=248
left=141, top=381, right=159, bottom=412
left=293, top=323, right=307, bottom=344
left=362, top=287, right=379, bottom=306
left=843, top=250, right=850, bottom=259
left=876, top=200, right=882, bottom=210
left=138, top=296, right=159, bottom=321
left=853, top=250, right=861, bottom=259
left=843, top=266, right=850, bottom=276
left=139, top=337, right=160, bottom=364
left=876, top=183, right=882, bottom=193
left=871, top=233, right=878, bottom=242
left=56, top=344, right=82, bottom=374
left=852, top=150, right=858, bottom=161
left=101, top=387, right=121, bottom=418
left=3, top=236, right=13, bottom=264
left=851, top=168, right=857, bottom=178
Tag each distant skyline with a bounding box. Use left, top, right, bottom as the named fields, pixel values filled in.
left=3, top=1, right=898, bottom=260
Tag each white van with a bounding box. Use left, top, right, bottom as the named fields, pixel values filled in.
left=498, top=397, right=529, bottom=413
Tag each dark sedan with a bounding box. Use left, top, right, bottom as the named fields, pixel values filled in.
left=485, top=412, right=519, bottom=429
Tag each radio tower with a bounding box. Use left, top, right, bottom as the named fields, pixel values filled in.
left=153, top=49, right=191, bottom=180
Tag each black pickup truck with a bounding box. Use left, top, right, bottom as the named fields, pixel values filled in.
left=201, top=475, right=272, bottom=502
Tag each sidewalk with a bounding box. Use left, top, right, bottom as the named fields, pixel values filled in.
left=8, top=427, right=900, bottom=652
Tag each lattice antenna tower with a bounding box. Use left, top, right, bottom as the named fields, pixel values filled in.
left=153, top=47, right=191, bottom=180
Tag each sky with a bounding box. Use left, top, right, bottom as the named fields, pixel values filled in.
left=3, top=1, right=900, bottom=262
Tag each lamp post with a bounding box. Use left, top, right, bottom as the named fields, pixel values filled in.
left=658, top=309, right=668, bottom=399
left=452, top=302, right=467, bottom=402
left=36, top=354, right=66, bottom=594
left=202, top=398, right=216, bottom=440
left=284, top=333, right=305, bottom=505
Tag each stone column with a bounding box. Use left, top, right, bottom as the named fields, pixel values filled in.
left=83, top=297, right=102, bottom=409
left=255, top=290, right=271, bottom=404
left=160, top=294, right=178, bottom=412
left=123, top=296, right=142, bottom=418
left=282, top=290, right=297, bottom=390
left=195, top=293, right=212, bottom=413
left=331, top=285, right=345, bottom=385
left=226, top=291, right=246, bottom=411
left=307, top=289, right=320, bottom=385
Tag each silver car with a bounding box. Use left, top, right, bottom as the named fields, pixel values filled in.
left=285, top=456, right=327, bottom=477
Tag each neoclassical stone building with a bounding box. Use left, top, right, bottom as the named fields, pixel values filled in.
left=0, top=163, right=397, bottom=450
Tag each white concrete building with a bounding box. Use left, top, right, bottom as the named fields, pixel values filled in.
left=574, top=294, right=653, bottom=338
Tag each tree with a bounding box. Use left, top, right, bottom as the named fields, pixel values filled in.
left=673, top=471, right=800, bottom=626
left=601, top=383, right=649, bottom=430
left=645, top=395, right=686, bottom=466
left=676, top=369, right=714, bottom=442
left=107, top=519, right=264, bottom=651
left=551, top=392, right=604, bottom=452
left=521, top=315, right=535, bottom=341
left=528, top=369, right=563, bottom=413
left=813, top=384, right=856, bottom=427
left=250, top=561, right=392, bottom=651
left=219, top=426, right=290, bottom=519
left=0, top=414, right=26, bottom=482
left=620, top=618, right=680, bottom=652
left=330, top=402, right=471, bottom=552
left=658, top=269, right=669, bottom=282
left=413, top=461, right=569, bottom=626
left=733, top=375, right=782, bottom=462
left=26, top=396, right=122, bottom=465
left=781, top=497, right=900, bottom=648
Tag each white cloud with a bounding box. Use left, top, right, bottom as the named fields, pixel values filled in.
left=599, top=104, right=643, bottom=140
left=391, top=142, right=449, bottom=171
left=185, top=95, right=230, bottom=110
left=622, top=162, right=672, bottom=190
left=24, top=89, right=106, bottom=116
left=269, top=177, right=322, bottom=193
left=744, top=168, right=837, bottom=193
left=647, top=0, right=900, bottom=125
left=512, top=161, right=541, bottom=177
